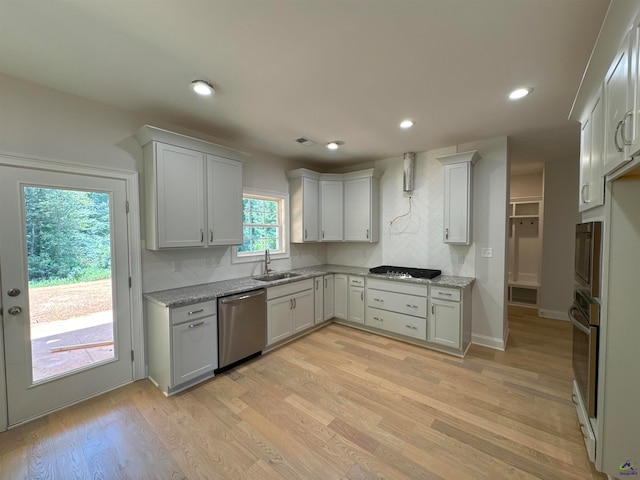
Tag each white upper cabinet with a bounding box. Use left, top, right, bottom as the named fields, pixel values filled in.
left=437, top=150, right=480, bottom=245
left=135, top=125, right=245, bottom=250
left=579, top=91, right=605, bottom=212
left=603, top=31, right=634, bottom=176
left=207, top=155, right=243, bottom=245
left=287, top=169, right=319, bottom=243
left=344, top=171, right=380, bottom=243
left=288, top=168, right=380, bottom=243
left=629, top=16, right=640, bottom=158
left=320, top=177, right=344, bottom=241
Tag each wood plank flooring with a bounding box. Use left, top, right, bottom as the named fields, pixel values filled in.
left=0, top=307, right=607, bottom=479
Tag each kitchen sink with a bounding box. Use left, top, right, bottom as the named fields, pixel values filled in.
left=253, top=271, right=301, bottom=282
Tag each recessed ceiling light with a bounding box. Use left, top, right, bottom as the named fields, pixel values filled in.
left=509, top=87, right=533, bottom=100
left=326, top=141, right=340, bottom=150
left=400, top=120, right=415, bottom=129
left=191, top=80, right=215, bottom=96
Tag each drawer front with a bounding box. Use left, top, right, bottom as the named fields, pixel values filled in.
left=366, top=289, right=427, bottom=317
left=349, top=275, right=365, bottom=287
left=430, top=286, right=461, bottom=301
left=365, top=307, right=427, bottom=341
left=366, top=278, right=428, bottom=297
left=171, top=300, right=217, bottom=325
left=267, top=278, right=314, bottom=300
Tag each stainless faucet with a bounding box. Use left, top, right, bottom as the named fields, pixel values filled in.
left=264, top=249, right=271, bottom=274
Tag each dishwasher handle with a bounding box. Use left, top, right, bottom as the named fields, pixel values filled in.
left=219, top=289, right=266, bottom=304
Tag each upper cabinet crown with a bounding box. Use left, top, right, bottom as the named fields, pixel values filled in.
left=437, top=150, right=480, bottom=245
left=134, top=126, right=245, bottom=250
left=287, top=168, right=380, bottom=243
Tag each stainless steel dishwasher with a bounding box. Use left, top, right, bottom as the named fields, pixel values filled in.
left=217, top=289, right=266, bottom=370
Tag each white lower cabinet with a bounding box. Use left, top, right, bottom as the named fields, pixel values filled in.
left=146, top=299, right=218, bottom=395
left=428, top=285, right=471, bottom=352
left=348, top=276, right=365, bottom=324
left=334, top=274, right=348, bottom=320
left=267, top=279, right=314, bottom=345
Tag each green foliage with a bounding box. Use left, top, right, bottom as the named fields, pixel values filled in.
left=24, top=187, right=112, bottom=284
left=29, top=268, right=111, bottom=289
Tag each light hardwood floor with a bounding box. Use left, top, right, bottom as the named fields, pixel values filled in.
left=0, top=307, right=606, bottom=479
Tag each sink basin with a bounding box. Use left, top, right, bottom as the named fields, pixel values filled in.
left=254, top=272, right=301, bottom=282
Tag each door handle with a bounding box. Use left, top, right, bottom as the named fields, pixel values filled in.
left=621, top=110, right=633, bottom=145
left=614, top=120, right=624, bottom=152
left=8, top=306, right=22, bottom=315
left=7, top=288, right=21, bottom=297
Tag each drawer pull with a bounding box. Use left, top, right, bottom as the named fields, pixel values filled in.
left=579, top=423, right=588, bottom=439
left=188, top=309, right=204, bottom=315
left=571, top=394, right=578, bottom=406
left=438, top=292, right=452, bottom=296
left=188, top=321, right=205, bottom=328
left=373, top=298, right=384, bottom=302
left=405, top=324, right=418, bottom=330
left=373, top=317, right=383, bottom=322
left=406, top=304, right=418, bottom=308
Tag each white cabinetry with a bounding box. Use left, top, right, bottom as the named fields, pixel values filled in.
left=344, top=171, right=380, bottom=243
left=365, top=278, right=428, bottom=341
left=428, top=286, right=471, bottom=352
left=287, top=169, right=320, bottom=243
left=579, top=92, right=605, bottom=211
left=437, top=150, right=480, bottom=245
left=267, top=279, right=314, bottom=345
left=334, top=274, right=348, bottom=320
left=146, top=299, right=218, bottom=395
left=320, top=178, right=344, bottom=241
left=603, top=31, right=634, bottom=176
left=135, top=126, right=244, bottom=250
left=323, top=274, right=335, bottom=321
left=347, top=276, right=365, bottom=324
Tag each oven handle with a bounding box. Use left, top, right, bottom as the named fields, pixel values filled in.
left=568, top=305, right=590, bottom=335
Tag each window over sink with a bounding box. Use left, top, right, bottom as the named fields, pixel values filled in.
left=232, top=188, right=289, bottom=263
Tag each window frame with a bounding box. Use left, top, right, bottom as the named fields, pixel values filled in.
left=232, top=188, right=289, bottom=264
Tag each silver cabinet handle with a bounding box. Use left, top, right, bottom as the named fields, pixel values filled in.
left=571, top=394, right=578, bottom=406
left=373, top=297, right=384, bottom=302
left=188, top=321, right=205, bottom=328
left=8, top=306, right=22, bottom=315
left=322, top=230, right=325, bottom=239
left=210, top=229, right=214, bottom=242
left=293, top=298, right=296, bottom=309
left=431, top=304, right=435, bottom=315
left=373, top=316, right=383, bottom=322
left=439, top=292, right=452, bottom=296
left=316, top=279, right=319, bottom=290
left=360, top=291, right=363, bottom=301
left=366, top=229, right=369, bottom=239
left=621, top=110, right=633, bottom=145
left=324, top=278, right=327, bottom=288
left=200, top=229, right=204, bottom=243
left=188, top=309, right=204, bottom=315
left=304, top=229, right=308, bottom=239
left=579, top=423, right=588, bottom=439
left=405, top=324, right=418, bottom=330
left=406, top=304, right=418, bottom=309
left=580, top=184, right=589, bottom=204
left=290, top=299, right=293, bottom=310
left=614, top=120, right=624, bottom=152
left=445, top=228, right=449, bottom=240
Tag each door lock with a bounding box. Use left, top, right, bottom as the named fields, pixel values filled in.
left=7, top=288, right=21, bottom=297
left=8, top=306, right=22, bottom=315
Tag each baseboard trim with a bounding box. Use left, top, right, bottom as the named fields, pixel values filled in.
left=538, top=309, right=570, bottom=321
left=472, top=333, right=506, bottom=351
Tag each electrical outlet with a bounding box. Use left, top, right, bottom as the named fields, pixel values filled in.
left=480, top=248, right=493, bottom=258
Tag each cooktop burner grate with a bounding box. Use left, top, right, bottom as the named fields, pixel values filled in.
left=368, top=265, right=441, bottom=279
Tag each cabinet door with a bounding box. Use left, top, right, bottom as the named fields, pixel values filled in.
left=429, top=299, right=461, bottom=349
left=207, top=155, right=242, bottom=246
left=443, top=162, right=471, bottom=245
left=344, top=177, right=371, bottom=241
left=579, top=114, right=592, bottom=212
left=323, top=275, right=335, bottom=321
left=267, top=296, right=293, bottom=345
left=171, top=316, right=217, bottom=387
left=334, top=274, right=348, bottom=320
left=320, top=180, right=344, bottom=241
left=155, top=143, right=206, bottom=248
left=348, top=286, right=365, bottom=324
left=603, top=35, right=632, bottom=176
left=302, top=177, right=319, bottom=242
left=292, top=289, right=314, bottom=332
left=314, top=277, right=323, bottom=324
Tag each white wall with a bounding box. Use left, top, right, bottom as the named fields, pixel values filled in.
left=327, top=137, right=509, bottom=349
left=510, top=171, right=543, bottom=198
left=539, top=158, right=580, bottom=318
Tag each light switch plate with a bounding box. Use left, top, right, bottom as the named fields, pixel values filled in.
left=481, top=247, right=493, bottom=258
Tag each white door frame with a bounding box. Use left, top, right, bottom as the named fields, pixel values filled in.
left=0, top=151, right=144, bottom=432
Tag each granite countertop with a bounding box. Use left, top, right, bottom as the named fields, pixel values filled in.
left=144, top=264, right=475, bottom=308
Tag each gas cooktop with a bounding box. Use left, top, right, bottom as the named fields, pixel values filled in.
left=368, top=265, right=441, bottom=279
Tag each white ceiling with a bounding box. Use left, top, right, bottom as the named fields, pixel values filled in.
left=0, top=0, right=609, bottom=170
